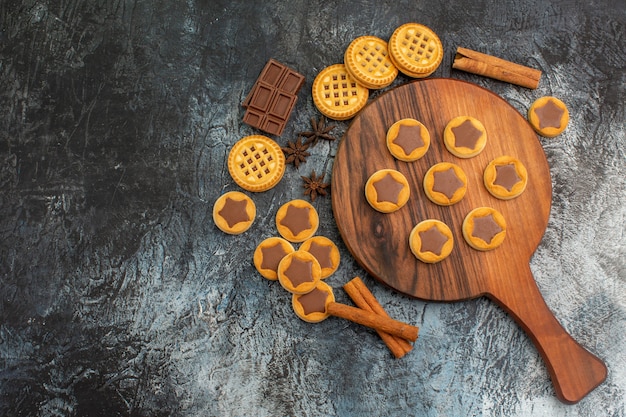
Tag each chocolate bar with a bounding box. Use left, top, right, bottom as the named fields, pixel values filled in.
left=243, top=59, right=305, bottom=136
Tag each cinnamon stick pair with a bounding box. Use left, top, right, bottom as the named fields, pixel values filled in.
left=343, top=277, right=416, bottom=358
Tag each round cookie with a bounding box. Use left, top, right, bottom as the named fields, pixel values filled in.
left=344, top=36, right=398, bottom=89
left=443, top=116, right=487, bottom=158
left=365, top=169, right=411, bottom=213
left=275, top=199, right=319, bottom=242
left=462, top=207, right=507, bottom=251
left=386, top=118, right=431, bottom=162
left=423, top=162, right=468, bottom=206
left=277, top=250, right=322, bottom=295
left=312, top=64, right=369, bottom=120
left=409, top=219, right=454, bottom=263
left=253, top=237, right=295, bottom=280
left=528, top=96, right=569, bottom=138
left=483, top=156, right=528, bottom=200
left=212, top=191, right=256, bottom=234
left=388, top=23, right=444, bottom=78
left=300, top=236, right=340, bottom=279
left=292, top=281, right=335, bottom=323
left=227, top=135, right=285, bottom=192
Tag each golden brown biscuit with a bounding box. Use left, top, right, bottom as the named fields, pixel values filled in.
left=292, top=281, right=335, bottom=323
left=443, top=116, right=487, bottom=158
left=386, top=118, right=431, bottom=162
left=388, top=23, right=443, bottom=78
left=212, top=191, right=256, bottom=234
left=483, top=156, right=528, bottom=200
left=423, top=162, right=468, bottom=206
left=253, top=237, right=295, bottom=280
left=409, top=219, right=454, bottom=263
left=365, top=169, right=411, bottom=213
left=462, top=207, right=507, bottom=251
left=277, top=250, right=322, bottom=295
left=227, top=135, right=285, bottom=192
left=344, top=36, right=398, bottom=89
left=528, top=96, right=569, bottom=138
left=299, top=236, right=340, bottom=279
left=275, top=199, right=319, bottom=242
left=312, top=64, right=369, bottom=120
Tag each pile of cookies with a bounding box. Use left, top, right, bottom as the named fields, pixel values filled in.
left=253, top=199, right=340, bottom=292
left=312, top=23, right=444, bottom=120
left=364, top=114, right=528, bottom=263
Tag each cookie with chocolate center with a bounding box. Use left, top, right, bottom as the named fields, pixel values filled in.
left=462, top=207, right=507, bottom=251
left=365, top=169, right=411, bottom=213
left=423, top=162, right=468, bottom=206
left=528, top=96, right=569, bottom=138
left=483, top=156, right=528, bottom=200
left=386, top=118, right=431, bottom=162
left=443, top=116, right=487, bottom=158
left=275, top=199, right=319, bottom=242
left=212, top=191, right=256, bottom=234
left=409, top=219, right=454, bottom=263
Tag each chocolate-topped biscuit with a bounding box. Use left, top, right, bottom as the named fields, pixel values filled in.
left=212, top=191, right=256, bottom=234
left=277, top=250, right=322, bottom=294
left=483, top=156, right=528, bottom=200
left=253, top=237, right=295, bottom=280
left=443, top=116, right=487, bottom=158
left=364, top=169, right=411, bottom=213
left=386, top=118, right=431, bottom=162
left=409, top=219, right=454, bottom=263
left=528, top=96, right=569, bottom=138
left=423, top=162, right=468, bottom=206
left=292, top=281, right=335, bottom=323
left=275, top=199, right=319, bottom=242
left=462, top=207, right=507, bottom=251
left=299, top=236, right=340, bottom=279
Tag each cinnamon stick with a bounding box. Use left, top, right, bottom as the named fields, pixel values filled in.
left=326, top=302, right=419, bottom=342
left=452, top=47, right=541, bottom=89
left=344, top=278, right=413, bottom=358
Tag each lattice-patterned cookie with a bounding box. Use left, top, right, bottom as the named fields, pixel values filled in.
left=389, top=23, right=443, bottom=78
left=227, top=135, right=285, bottom=192
left=344, top=36, right=398, bottom=89
left=312, top=64, right=369, bottom=120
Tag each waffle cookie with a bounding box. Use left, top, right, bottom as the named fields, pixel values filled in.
left=483, top=156, right=528, bottom=200
left=443, top=116, right=487, bottom=158
left=227, top=135, right=285, bottom=192
left=275, top=199, right=319, bottom=242
left=409, top=219, right=454, bottom=263
left=365, top=169, right=411, bottom=213
left=388, top=23, right=443, bottom=78
left=386, top=118, right=431, bottom=162
left=344, top=36, right=398, bottom=89
left=312, top=64, right=369, bottom=120
left=299, top=236, right=340, bottom=279
left=212, top=191, right=256, bottom=234
left=292, top=280, right=335, bottom=323
left=462, top=207, right=507, bottom=251
left=277, top=250, right=322, bottom=295
left=423, top=162, right=468, bottom=206
left=253, top=237, right=295, bottom=280
left=528, top=96, right=569, bottom=138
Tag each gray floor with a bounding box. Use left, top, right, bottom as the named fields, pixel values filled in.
left=1, top=0, right=624, bottom=415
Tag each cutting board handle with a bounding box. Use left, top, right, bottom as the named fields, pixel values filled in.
left=489, top=264, right=607, bottom=404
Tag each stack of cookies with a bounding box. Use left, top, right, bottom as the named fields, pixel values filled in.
left=312, top=23, right=444, bottom=120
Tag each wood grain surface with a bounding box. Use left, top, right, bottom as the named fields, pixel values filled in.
left=332, top=78, right=606, bottom=403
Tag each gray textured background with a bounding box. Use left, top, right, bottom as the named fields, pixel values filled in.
left=1, top=0, right=624, bottom=416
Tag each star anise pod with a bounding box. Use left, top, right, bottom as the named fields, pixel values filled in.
left=302, top=170, right=329, bottom=202
left=281, top=136, right=310, bottom=168
left=299, top=116, right=337, bottom=147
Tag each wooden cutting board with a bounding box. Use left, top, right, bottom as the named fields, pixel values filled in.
left=331, top=78, right=606, bottom=404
